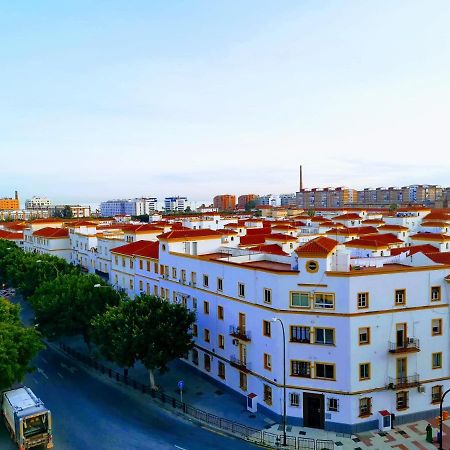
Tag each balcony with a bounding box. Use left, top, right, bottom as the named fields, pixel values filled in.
left=388, top=338, right=420, bottom=354
left=230, top=355, right=251, bottom=372
left=229, top=325, right=251, bottom=342
left=387, top=374, right=420, bottom=389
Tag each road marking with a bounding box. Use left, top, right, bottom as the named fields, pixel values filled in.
left=57, top=372, right=64, bottom=379
left=41, top=357, right=48, bottom=364
left=174, top=446, right=187, bottom=450
left=37, top=368, right=48, bottom=380
left=60, top=362, right=77, bottom=374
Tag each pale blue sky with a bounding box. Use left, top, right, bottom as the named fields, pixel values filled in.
left=1, top=1, right=449, bottom=205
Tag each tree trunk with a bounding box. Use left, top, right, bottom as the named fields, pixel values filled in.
left=149, top=369, right=157, bottom=390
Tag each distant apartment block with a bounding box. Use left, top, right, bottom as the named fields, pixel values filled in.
left=25, top=196, right=51, bottom=210
left=259, top=194, right=281, bottom=207
left=237, top=194, right=259, bottom=210
left=213, top=195, right=236, bottom=211
left=164, top=196, right=188, bottom=213
left=49, top=205, right=91, bottom=218
left=0, top=191, right=19, bottom=210
left=279, top=193, right=297, bottom=207
left=296, top=187, right=357, bottom=209
left=100, top=197, right=158, bottom=217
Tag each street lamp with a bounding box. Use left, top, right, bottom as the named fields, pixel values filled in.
left=36, top=260, right=59, bottom=277
left=272, top=317, right=287, bottom=447
left=439, top=388, right=450, bottom=450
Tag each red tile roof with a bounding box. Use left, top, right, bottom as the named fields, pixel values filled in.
left=426, top=252, right=450, bottom=265
left=421, top=221, right=449, bottom=227
left=295, top=236, right=338, bottom=257
left=158, top=229, right=223, bottom=241
left=411, top=232, right=450, bottom=241
left=377, top=224, right=409, bottom=231
left=247, top=244, right=289, bottom=256
left=345, top=234, right=403, bottom=249
left=32, top=227, right=69, bottom=238
left=239, top=234, right=270, bottom=246
left=333, top=213, right=362, bottom=220
left=266, top=233, right=297, bottom=242
left=0, top=230, right=23, bottom=240
left=390, top=244, right=437, bottom=256
left=111, top=240, right=159, bottom=259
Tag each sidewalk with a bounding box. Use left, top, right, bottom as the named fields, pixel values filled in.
left=60, top=336, right=448, bottom=449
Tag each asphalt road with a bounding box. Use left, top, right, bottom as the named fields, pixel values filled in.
left=1, top=297, right=259, bottom=450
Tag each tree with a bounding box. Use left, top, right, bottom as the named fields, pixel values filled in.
left=92, top=294, right=195, bottom=389
left=389, top=203, right=398, bottom=212
left=245, top=199, right=259, bottom=211
left=30, top=274, right=121, bottom=346
left=0, top=297, right=43, bottom=390
left=307, top=208, right=316, bottom=217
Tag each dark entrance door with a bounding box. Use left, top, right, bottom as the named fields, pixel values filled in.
left=303, top=393, right=325, bottom=429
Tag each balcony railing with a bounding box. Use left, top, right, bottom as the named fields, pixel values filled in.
left=387, top=374, right=420, bottom=389
left=388, top=338, right=420, bottom=353
left=229, top=325, right=251, bottom=342
left=230, top=355, right=251, bottom=372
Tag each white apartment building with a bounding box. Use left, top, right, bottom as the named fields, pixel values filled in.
left=164, top=196, right=188, bottom=213
left=25, top=196, right=51, bottom=210
left=153, top=231, right=450, bottom=434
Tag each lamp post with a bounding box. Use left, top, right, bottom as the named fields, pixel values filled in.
left=439, top=388, right=450, bottom=450
left=272, top=317, right=287, bottom=447
left=36, top=259, right=59, bottom=277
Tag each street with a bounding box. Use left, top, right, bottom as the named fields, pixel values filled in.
left=1, top=296, right=259, bottom=450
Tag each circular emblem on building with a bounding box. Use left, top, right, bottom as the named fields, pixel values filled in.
left=306, top=260, right=319, bottom=273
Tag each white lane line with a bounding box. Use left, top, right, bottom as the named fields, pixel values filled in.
left=174, top=446, right=187, bottom=450
left=60, top=362, right=77, bottom=374
left=57, top=372, right=64, bottom=379
left=37, top=368, right=48, bottom=380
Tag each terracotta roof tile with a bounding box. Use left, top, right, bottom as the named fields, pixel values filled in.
left=111, top=240, right=159, bottom=259
left=295, top=236, right=338, bottom=256
left=158, top=229, right=223, bottom=241
left=32, top=227, right=69, bottom=238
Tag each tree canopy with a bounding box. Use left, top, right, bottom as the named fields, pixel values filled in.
left=30, top=274, right=121, bottom=345
left=0, top=297, right=43, bottom=390
left=92, top=294, right=195, bottom=388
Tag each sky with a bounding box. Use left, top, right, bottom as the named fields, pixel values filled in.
left=1, top=0, right=449, bottom=205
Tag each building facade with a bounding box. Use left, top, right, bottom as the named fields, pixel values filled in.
left=213, top=195, right=236, bottom=211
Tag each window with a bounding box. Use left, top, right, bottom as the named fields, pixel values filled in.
left=153, top=285, right=158, bottom=296
left=239, top=372, right=247, bottom=391
left=358, top=292, right=369, bottom=309
left=129, top=279, right=133, bottom=290
left=204, top=329, right=210, bottom=343
left=432, top=385, right=442, bottom=404
left=432, top=319, right=442, bottom=336
left=139, top=280, right=143, bottom=291
left=139, top=260, right=143, bottom=270
left=431, top=286, right=441, bottom=301
left=395, top=289, right=406, bottom=305
left=263, top=288, right=272, bottom=304
left=181, top=269, right=186, bottom=282
left=192, top=324, right=198, bottom=337
left=396, top=391, right=408, bottom=410
left=315, top=328, right=334, bottom=345
left=359, top=327, right=370, bottom=345
left=204, top=354, right=211, bottom=372
left=191, top=272, right=197, bottom=284
left=290, top=393, right=300, bottom=407
left=290, top=292, right=310, bottom=308
left=218, top=334, right=225, bottom=349
left=291, top=360, right=311, bottom=378
left=217, top=305, right=224, bottom=320
left=264, top=353, right=272, bottom=370
left=192, top=298, right=197, bottom=309
left=146, top=261, right=151, bottom=271
left=130, top=260, right=133, bottom=269
left=238, top=282, right=245, bottom=298
left=217, top=278, right=223, bottom=291
left=314, top=293, right=335, bottom=309
left=122, top=257, right=126, bottom=267
left=359, top=363, right=370, bottom=380
left=432, top=352, right=442, bottom=369
left=263, top=385, right=272, bottom=405
left=154, top=262, right=158, bottom=273
left=172, top=267, right=177, bottom=279
left=315, top=363, right=335, bottom=380
left=218, top=361, right=226, bottom=379
left=203, top=275, right=209, bottom=287
left=327, top=398, right=339, bottom=412
left=203, top=301, right=209, bottom=315
left=263, top=320, right=271, bottom=337
left=290, top=326, right=310, bottom=343
left=192, top=349, right=199, bottom=365
left=306, top=260, right=318, bottom=273
left=359, top=397, right=372, bottom=417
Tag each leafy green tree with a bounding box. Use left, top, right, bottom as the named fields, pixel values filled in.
left=244, top=199, right=259, bottom=211
left=389, top=203, right=398, bottom=212
left=307, top=208, right=316, bottom=217
left=92, top=294, right=195, bottom=389
left=30, top=274, right=121, bottom=346
left=0, top=297, right=44, bottom=390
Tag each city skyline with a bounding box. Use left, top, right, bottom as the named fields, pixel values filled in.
left=1, top=1, right=450, bottom=204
